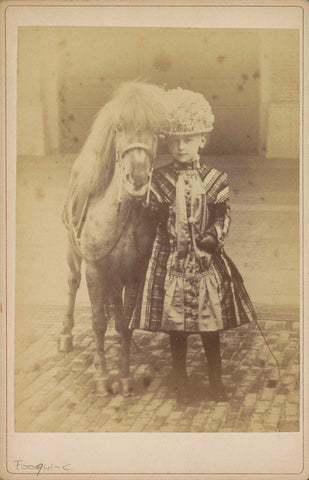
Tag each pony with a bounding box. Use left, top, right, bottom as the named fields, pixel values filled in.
left=59, top=82, right=166, bottom=396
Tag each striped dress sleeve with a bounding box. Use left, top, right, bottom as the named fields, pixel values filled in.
left=206, top=172, right=231, bottom=245
left=146, top=170, right=170, bottom=226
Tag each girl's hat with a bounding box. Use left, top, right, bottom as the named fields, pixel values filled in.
left=161, top=87, right=214, bottom=136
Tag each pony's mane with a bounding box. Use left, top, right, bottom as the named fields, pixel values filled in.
left=113, top=81, right=166, bottom=134
left=63, top=82, right=166, bottom=230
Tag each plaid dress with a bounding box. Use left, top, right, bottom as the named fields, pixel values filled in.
left=128, top=158, right=256, bottom=333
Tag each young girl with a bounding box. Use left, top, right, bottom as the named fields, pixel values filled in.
left=129, top=87, right=256, bottom=402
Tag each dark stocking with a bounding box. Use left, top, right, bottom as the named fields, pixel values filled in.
left=201, top=331, right=227, bottom=402
left=169, top=332, right=189, bottom=401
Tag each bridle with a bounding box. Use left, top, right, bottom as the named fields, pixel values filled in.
left=116, top=141, right=156, bottom=208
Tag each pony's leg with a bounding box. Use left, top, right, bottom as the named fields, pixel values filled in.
left=86, top=263, right=109, bottom=396
left=58, top=239, right=82, bottom=352
left=113, top=285, right=133, bottom=396
left=119, top=327, right=133, bottom=396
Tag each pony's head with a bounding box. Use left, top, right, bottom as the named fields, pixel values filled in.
left=69, top=81, right=166, bottom=202
left=115, top=127, right=156, bottom=198
left=112, top=82, right=165, bottom=198
left=64, top=82, right=166, bottom=230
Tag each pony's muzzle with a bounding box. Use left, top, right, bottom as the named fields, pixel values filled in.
left=125, top=171, right=151, bottom=190
left=125, top=180, right=150, bottom=199
left=120, top=145, right=153, bottom=199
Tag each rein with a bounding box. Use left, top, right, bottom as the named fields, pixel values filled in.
left=120, top=142, right=154, bottom=160
left=67, top=194, right=133, bottom=263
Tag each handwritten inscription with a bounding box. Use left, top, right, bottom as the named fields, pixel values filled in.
left=13, top=460, right=72, bottom=475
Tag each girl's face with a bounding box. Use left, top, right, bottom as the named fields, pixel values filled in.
left=167, top=134, right=206, bottom=163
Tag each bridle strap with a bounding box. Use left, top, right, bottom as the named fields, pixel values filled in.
left=120, top=142, right=154, bottom=161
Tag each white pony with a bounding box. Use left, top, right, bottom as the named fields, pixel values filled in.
left=60, top=82, right=166, bottom=396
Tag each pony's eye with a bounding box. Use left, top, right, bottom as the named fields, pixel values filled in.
left=116, top=124, right=123, bottom=133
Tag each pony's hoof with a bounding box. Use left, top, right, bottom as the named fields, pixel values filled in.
left=58, top=334, right=73, bottom=352
left=120, top=377, right=133, bottom=397
left=110, top=381, right=120, bottom=395
left=95, top=377, right=110, bottom=397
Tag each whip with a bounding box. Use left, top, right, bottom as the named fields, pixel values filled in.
left=189, top=217, right=282, bottom=384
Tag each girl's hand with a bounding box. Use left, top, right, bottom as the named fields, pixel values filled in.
left=196, top=233, right=218, bottom=253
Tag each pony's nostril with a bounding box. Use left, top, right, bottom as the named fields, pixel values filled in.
left=125, top=173, right=133, bottom=184
left=126, top=174, right=142, bottom=188
left=125, top=172, right=147, bottom=189
left=135, top=174, right=149, bottom=188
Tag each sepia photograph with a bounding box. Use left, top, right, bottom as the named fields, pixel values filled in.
left=1, top=1, right=308, bottom=478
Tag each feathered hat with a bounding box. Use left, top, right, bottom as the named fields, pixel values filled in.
left=161, top=87, right=215, bottom=136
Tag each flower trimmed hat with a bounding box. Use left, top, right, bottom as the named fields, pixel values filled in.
left=161, top=87, right=215, bottom=136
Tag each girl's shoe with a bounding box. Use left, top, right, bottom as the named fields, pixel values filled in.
left=175, top=375, right=190, bottom=404
left=209, top=380, right=228, bottom=402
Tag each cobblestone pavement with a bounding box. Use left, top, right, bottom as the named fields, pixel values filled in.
left=14, top=304, right=300, bottom=433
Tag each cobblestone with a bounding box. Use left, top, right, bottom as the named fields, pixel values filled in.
left=14, top=304, right=300, bottom=433
left=129, top=414, right=154, bottom=432
left=285, top=401, right=299, bottom=416
left=260, top=387, right=276, bottom=402
left=255, top=401, right=270, bottom=414
left=247, top=412, right=265, bottom=430
left=287, top=390, right=299, bottom=403
left=243, top=393, right=258, bottom=408
left=264, top=406, right=282, bottom=430
left=282, top=374, right=297, bottom=385
left=272, top=394, right=286, bottom=406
